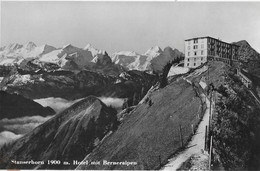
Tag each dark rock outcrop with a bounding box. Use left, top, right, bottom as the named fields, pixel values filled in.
left=0, top=91, right=55, bottom=119
left=234, top=40, right=260, bottom=77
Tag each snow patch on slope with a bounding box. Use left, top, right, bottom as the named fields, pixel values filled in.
left=199, top=81, right=207, bottom=89
left=168, top=66, right=189, bottom=77
left=12, top=74, right=34, bottom=85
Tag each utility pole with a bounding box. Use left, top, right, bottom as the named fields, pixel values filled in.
left=205, top=125, right=208, bottom=151
left=209, top=89, right=212, bottom=132
left=207, top=64, right=210, bottom=95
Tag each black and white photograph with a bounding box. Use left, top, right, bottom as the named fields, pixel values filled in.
left=0, top=1, right=260, bottom=170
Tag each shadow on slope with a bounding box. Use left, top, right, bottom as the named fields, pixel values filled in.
left=77, top=78, right=204, bottom=170
left=0, top=91, right=55, bottom=119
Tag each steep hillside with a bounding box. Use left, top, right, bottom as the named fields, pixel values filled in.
left=77, top=74, right=204, bottom=170
left=179, top=61, right=260, bottom=170
left=210, top=64, right=260, bottom=170
left=0, top=91, right=55, bottom=119
left=234, top=40, right=260, bottom=76
left=0, top=96, right=119, bottom=169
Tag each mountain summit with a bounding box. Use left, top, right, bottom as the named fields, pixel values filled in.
left=111, top=46, right=163, bottom=71
left=24, top=42, right=36, bottom=51
left=233, top=40, right=260, bottom=76
left=144, top=46, right=163, bottom=58
left=0, top=96, right=119, bottom=169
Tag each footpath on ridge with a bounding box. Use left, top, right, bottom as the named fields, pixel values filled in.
left=162, top=65, right=213, bottom=170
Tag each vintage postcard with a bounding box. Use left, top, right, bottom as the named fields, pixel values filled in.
left=0, top=1, right=260, bottom=170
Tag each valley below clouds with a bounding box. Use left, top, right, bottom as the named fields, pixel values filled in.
left=0, top=96, right=125, bottom=147
left=0, top=115, right=53, bottom=147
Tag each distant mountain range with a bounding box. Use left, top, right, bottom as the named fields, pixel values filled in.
left=0, top=42, right=183, bottom=74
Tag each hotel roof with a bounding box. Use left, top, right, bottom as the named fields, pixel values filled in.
left=185, top=36, right=240, bottom=47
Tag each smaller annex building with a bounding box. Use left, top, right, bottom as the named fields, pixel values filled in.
left=184, top=36, right=239, bottom=68
left=237, top=69, right=253, bottom=88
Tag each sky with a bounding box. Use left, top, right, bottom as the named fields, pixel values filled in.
left=1, top=1, right=260, bottom=54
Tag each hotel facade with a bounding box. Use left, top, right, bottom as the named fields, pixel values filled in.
left=184, top=36, right=239, bottom=68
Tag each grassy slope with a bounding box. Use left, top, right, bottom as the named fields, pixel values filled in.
left=211, top=64, right=260, bottom=170
left=77, top=78, right=203, bottom=170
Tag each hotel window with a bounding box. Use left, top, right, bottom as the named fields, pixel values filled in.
left=194, top=39, right=198, bottom=44
left=188, top=46, right=190, bottom=50
left=188, top=58, right=190, bottom=61
left=187, top=63, right=189, bottom=66
left=201, top=50, right=204, bottom=55
left=201, top=57, right=203, bottom=60
left=194, top=63, right=196, bottom=66
left=188, top=52, right=190, bottom=56
left=194, top=45, right=198, bottom=49
left=201, top=44, right=204, bottom=48
left=194, top=51, right=197, bottom=56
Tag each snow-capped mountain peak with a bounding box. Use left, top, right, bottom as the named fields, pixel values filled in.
left=144, top=46, right=163, bottom=57
left=24, top=42, right=37, bottom=50
left=62, top=44, right=75, bottom=50
left=40, top=44, right=56, bottom=52
left=6, top=43, right=23, bottom=51
left=84, top=43, right=93, bottom=50
left=84, top=43, right=105, bottom=57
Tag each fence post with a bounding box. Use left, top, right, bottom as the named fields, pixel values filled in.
left=209, top=90, right=213, bottom=130
left=204, top=125, right=208, bottom=151
left=209, top=136, right=213, bottom=171
left=179, top=124, right=183, bottom=147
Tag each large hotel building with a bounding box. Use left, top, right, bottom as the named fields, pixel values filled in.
left=184, top=36, right=239, bottom=68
